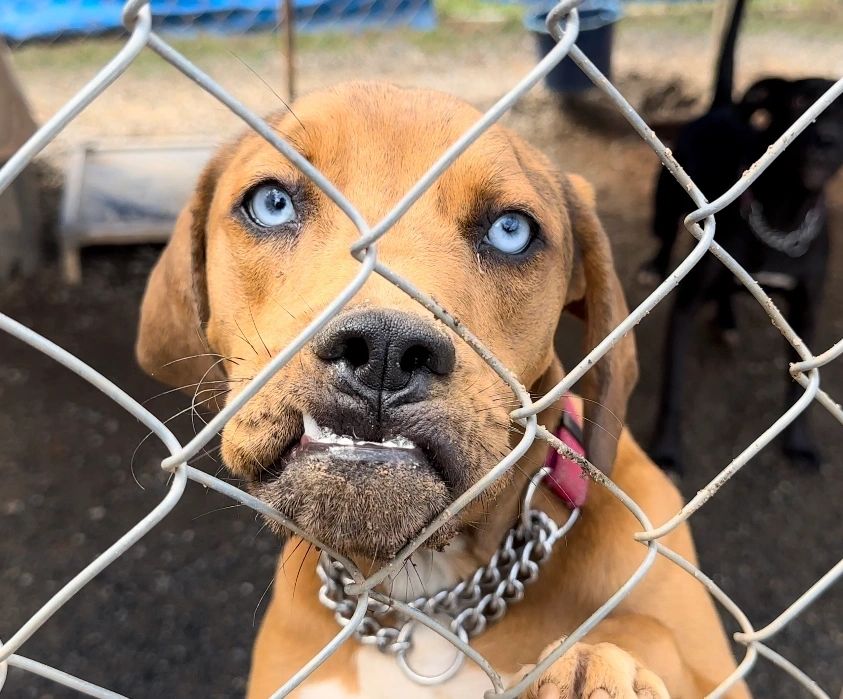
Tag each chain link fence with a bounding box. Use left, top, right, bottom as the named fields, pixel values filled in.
left=0, top=0, right=709, bottom=44
left=0, top=0, right=435, bottom=43
left=1, top=0, right=827, bottom=49
left=0, top=0, right=842, bottom=697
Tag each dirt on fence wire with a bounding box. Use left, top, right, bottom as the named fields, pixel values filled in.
left=1, top=5, right=842, bottom=698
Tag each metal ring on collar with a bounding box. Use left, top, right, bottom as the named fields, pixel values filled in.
left=522, top=467, right=581, bottom=545
left=395, top=619, right=468, bottom=686
left=521, top=466, right=552, bottom=528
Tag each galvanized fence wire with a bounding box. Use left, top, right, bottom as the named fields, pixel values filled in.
left=0, top=0, right=841, bottom=696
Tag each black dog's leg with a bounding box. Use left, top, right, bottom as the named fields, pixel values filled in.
left=781, top=281, right=822, bottom=469
left=714, top=288, right=739, bottom=346
left=649, top=281, right=705, bottom=475
left=639, top=169, right=687, bottom=284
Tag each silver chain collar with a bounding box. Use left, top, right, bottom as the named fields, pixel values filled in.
left=316, top=467, right=580, bottom=686
left=746, top=200, right=823, bottom=258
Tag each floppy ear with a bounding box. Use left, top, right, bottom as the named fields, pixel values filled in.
left=135, top=156, right=225, bottom=390
left=561, top=173, right=638, bottom=475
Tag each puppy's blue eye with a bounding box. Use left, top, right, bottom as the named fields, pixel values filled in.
left=245, top=183, right=297, bottom=228
left=484, top=213, right=533, bottom=254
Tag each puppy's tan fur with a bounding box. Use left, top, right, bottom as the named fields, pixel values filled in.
left=137, top=82, right=749, bottom=698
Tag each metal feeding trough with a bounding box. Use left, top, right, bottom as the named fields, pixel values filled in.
left=59, top=140, right=214, bottom=282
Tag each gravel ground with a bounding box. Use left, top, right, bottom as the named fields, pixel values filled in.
left=2, top=12, right=843, bottom=699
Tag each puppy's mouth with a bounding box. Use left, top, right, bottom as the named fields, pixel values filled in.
left=248, top=411, right=458, bottom=560
left=296, top=412, right=424, bottom=460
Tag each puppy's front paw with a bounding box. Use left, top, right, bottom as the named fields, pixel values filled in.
left=522, top=642, right=670, bottom=699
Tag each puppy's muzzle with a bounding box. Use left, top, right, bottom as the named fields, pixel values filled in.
left=248, top=309, right=463, bottom=559
left=313, top=308, right=456, bottom=409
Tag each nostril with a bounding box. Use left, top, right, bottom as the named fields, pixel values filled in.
left=343, top=337, right=369, bottom=368
left=400, top=345, right=433, bottom=374
left=400, top=337, right=455, bottom=377
left=312, top=310, right=456, bottom=398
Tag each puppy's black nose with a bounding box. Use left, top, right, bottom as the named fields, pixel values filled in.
left=313, top=309, right=455, bottom=405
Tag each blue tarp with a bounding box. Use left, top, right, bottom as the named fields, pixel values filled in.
left=0, top=0, right=437, bottom=42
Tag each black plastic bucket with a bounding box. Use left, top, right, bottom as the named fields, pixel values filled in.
left=533, top=22, right=614, bottom=93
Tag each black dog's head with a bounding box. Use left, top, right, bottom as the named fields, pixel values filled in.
left=740, top=78, right=843, bottom=192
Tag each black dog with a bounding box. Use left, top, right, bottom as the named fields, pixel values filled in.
left=640, top=0, right=843, bottom=474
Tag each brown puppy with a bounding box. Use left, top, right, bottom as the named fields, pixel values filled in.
left=137, top=82, right=750, bottom=698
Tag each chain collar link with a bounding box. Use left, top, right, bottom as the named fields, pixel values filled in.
left=746, top=200, right=824, bottom=258
left=316, top=467, right=580, bottom=685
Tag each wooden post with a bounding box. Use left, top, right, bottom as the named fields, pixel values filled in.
left=0, top=40, right=43, bottom=280
left=281, top=0, right=296, bottom=100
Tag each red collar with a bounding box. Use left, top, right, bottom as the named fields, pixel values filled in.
left=544, top=395, right=588, bottom=509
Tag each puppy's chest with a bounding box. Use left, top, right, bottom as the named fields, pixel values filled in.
left=298, top=541, right=517, bottom=698
left=297, top=648, right=505, bottom=699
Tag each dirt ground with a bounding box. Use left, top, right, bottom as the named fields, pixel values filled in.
left=2, top=7, right=843, bottom=698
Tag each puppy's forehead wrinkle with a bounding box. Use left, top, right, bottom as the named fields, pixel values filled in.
left=260, top=83, right=522, bottom=194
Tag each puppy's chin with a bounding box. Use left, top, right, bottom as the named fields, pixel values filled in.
left=250, top=442, right=457, bottom=560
